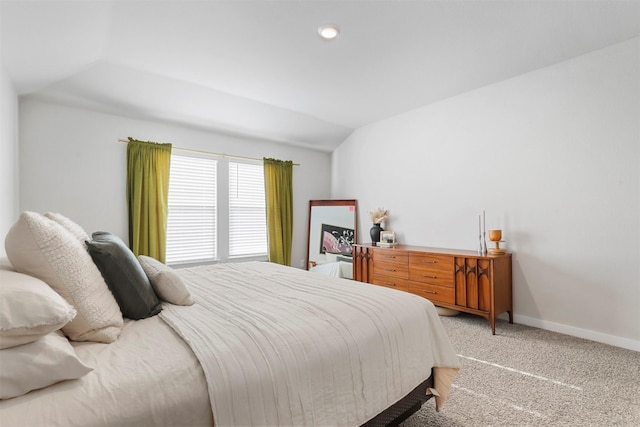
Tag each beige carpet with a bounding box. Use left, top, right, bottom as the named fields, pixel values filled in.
left=400, top=313, right=640, bottom=426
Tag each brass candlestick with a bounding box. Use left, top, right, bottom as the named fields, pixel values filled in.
left=488, top=229, right=506, bottom=254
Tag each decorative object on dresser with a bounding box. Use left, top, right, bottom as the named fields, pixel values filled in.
left=378, top=230, right=397, bottom=247
left=478, top=210, right=487, bottom=255
left=368, top=207, right=388, bottom=245
left=353, top=244, right=512, bottom=334
left=488, top=229, right=506, bottom=254
left=369, top=223, right=383, bottom=245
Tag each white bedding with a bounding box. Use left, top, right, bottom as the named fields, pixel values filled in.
left=161, top=261, right=460, bottom=427
left=0, top=261, right=459, bottom=427
left=0, top=316, right=213, bottom=427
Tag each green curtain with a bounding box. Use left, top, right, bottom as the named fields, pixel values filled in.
left=126, top=138, right=172, bottom=263
left=263, top=158, right=294, bottom=266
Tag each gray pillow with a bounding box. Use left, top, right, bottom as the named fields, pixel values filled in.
left=86, top=232, right=162, bottom=320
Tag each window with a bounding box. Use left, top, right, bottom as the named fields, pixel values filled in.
left=229, top=161, right=267, bottom=257
left=166, top=155, right=217, bottom=265
left=166, top=153, right=267, bottom=265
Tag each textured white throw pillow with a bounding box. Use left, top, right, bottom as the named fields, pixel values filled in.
left=44, top=212, right=90, bottom=244
left=0, top=330, right=93, bottom=400
left=0, top=269, right=76, bottom=349
left=138, top=255, right=194, bottom=306
left=4, top=212, right=123, bottom=343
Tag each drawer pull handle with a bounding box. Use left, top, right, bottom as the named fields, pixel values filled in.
left=423, top=290, right=437, bottom=294
left=422, top=260, right=436, bottom=264
left=385, top=268, right=397, bottom=272
left=384, top=255, right=396, bottom=259
left=384, top=282, right=397, bottom=287
left=423, top=275, right=437, bottom=279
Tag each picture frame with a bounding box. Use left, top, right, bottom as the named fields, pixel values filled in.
left=379, top=230, right=396, bottom=244
left=319, top=223, right=355, bottom=256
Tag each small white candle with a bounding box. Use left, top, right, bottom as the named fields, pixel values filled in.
left=482, top=210, right=486, bottom=234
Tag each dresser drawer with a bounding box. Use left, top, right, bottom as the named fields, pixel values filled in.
left=409, top=253, right=453, bottom=272
left=408, top=282, right=455, bottom=305
left=409, top=254, right=454, bottom=287
left=409, top=269, right=453, bottom=287
left=373, top=261, right=409, bottom=279
left=371, top=275, right=410, bottom=292
left=373, top=249, right=408, bottom=265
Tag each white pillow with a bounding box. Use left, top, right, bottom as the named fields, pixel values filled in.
left=138, top=255, right=194, bottom=306
left=4, top=212, right=123, bottom=343
left=0, top=269, right=76, bottom=349
left=44, top=212, right=90, bottom=243
left=0, top=330, right=93, bottom=400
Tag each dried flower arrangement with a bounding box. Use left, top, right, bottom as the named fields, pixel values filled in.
left=369, top=208, right=388, bottom=224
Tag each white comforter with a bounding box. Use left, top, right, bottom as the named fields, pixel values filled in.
left=161, top=262, right=460, bottom=427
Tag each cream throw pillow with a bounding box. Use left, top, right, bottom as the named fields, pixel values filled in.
left=44, top=212, right=90, bottom=243
left=4, top=212, right=123, bottom=343
left=0, top=330, right=93, bottom=400
left=0, top=269, right=77, bottom=349
left=138, top=255, right=194, bottom=306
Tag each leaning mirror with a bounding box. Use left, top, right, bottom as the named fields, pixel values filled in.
left=306, top=200, right=358, bottom=279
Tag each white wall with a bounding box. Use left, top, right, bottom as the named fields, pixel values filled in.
left=332, top=38, right=640, bottom=350
left=0, top=61, right=19, bottom=258
left=18, top=98, right=332, bottom=267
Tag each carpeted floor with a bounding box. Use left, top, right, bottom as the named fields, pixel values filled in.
left=400, top=314, right=640, bottom=426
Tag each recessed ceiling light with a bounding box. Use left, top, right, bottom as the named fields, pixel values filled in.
left=318, top=24, right=340, bottom=40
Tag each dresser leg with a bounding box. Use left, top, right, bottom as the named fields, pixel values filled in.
left=490, top=317, right=496, bottom=335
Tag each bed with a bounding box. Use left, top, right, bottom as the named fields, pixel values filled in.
left=0, top=212, right=460, bottom=426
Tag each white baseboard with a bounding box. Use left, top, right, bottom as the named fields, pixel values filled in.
left=513, top=314, right=640, bottom=352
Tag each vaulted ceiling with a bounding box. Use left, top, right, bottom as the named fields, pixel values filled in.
left=2, top=0, right=638, bottom=151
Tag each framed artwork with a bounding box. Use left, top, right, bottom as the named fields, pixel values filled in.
left=320, top=223, right=354, bottom=256
left=380, top=231, right=396, bottom=244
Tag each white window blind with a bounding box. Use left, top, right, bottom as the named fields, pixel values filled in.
left=166, top=155, right=217, bottom=265
left=229, top=161, right=267, bottom=257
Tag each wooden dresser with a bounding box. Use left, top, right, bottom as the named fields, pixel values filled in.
left=353, top=244, right=513, bottom=334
